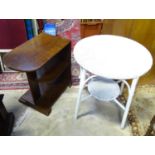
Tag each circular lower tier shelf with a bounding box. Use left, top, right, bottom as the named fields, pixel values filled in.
left=88, top=77, right=120, bottom=101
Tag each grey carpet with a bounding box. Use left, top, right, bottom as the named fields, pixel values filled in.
left=0, top=87, right=131, bottom=136
left=0, top=89, right=31, bottom=128
left=0, top=85, right=155, bottom=136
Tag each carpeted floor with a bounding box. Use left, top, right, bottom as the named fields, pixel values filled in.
left=128, top=85, right=155, bottom=135
left=0, top=85, right=155, bottom=136
left=0, top=87, right=131, bottom=136
left=0, top=72, right=29, bottom=90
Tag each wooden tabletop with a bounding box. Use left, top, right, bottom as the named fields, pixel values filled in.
left=3, top=32, right=70, bottom=72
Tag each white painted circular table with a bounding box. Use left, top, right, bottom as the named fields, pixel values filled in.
left=73, top=35, right=153, bottom=128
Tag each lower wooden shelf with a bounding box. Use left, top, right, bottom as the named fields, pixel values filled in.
left=38, top=61, right=69, bottom=82
left=19, top=67, right=71, bottom=115
left=19, top=90, right=52, bottom=115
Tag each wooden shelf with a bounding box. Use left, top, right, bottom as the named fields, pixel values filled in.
left=19, top=67, right=70, bottom=115
left=38, top=60, right=69, bottom=82
left=38, top=68, right=70, bottom=107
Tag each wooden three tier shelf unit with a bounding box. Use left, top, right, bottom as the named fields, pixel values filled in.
left=3, top=33, right=71, bottom=115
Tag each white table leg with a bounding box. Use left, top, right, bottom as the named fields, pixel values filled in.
left=121, top=77, right=139, bottom=128
left=74, top=67, right=86, bottom=119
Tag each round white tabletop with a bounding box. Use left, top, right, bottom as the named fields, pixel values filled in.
left=74, top=35, right=153, bottom=80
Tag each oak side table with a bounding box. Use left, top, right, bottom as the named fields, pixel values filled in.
left=3, top=33, right=71, bottom=115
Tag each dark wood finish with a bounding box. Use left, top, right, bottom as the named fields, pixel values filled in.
left=19, top=90, right=51, bottom=115
left=38, top=60, right=69, bottom=82
left=0, top=94, right=14, bottom=136
left=3, top=32, right=70, bottom=72
left=3, top=33, right=71, bottom=115
left=26, top=72, right=41, bottom=104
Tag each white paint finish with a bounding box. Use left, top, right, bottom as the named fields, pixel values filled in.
left=74, top=67, right=86, bottom=119
left=74, top=35, right=153, bottom=79
left=74, top=35, right=153, bottom=128
left=88, top=77, right=120, bottom=101
left=121, top=78, right=139, bottom=128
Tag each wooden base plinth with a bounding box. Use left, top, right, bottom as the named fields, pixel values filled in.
left=19, top=90, right=51, bottom=116
left=19, top=71, right=70, bottom=116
